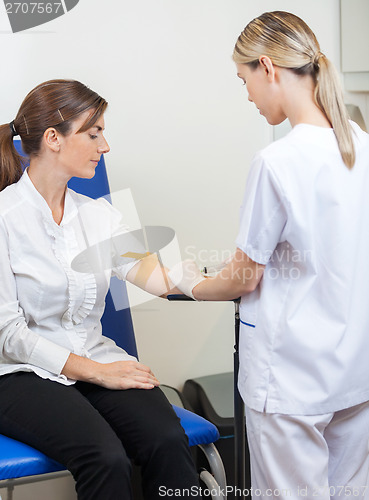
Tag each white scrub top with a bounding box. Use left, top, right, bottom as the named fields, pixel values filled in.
left=236, top=121, right=369, bottom=415
left=0, top=170, right=137, bottom=385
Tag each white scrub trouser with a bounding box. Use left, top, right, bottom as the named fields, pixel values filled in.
left=245, top=401, right=369, bottom=500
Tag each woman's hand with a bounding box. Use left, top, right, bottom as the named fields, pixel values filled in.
left=93, top=360, right=160, bottom=390
left=61, top=354, right=160, bottom=390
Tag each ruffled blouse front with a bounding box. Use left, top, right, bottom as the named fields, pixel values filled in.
left=43, top=218, right=97, bottom=355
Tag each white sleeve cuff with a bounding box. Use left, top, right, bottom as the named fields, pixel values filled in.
left=235, top=242, right=271, bottom=266
left=28, top=337, right=71, bottom=375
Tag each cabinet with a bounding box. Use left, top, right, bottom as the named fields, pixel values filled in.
left=340, top=0, right=369, bottom=91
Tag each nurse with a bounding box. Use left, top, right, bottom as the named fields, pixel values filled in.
left=169, top=11, right=369, bottom=499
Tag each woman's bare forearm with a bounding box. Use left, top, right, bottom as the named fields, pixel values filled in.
left=126, top=253, right=180, bottom=297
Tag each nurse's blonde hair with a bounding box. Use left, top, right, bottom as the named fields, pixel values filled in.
left=233, top=11, right=355, bottom=169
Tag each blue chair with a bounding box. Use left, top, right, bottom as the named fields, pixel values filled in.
left=0, top=142, right=227, bottom=500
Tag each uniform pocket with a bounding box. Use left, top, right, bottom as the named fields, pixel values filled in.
left=239, top=320, right=256, bottom=379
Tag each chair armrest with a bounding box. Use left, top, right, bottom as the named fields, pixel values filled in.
left=167, top=294, right=195, bottom=301
left=167, top=294, right=241, bottom=303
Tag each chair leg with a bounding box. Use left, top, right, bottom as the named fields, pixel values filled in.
left=6, top=484, right=14, bottom=500
left=200, top=470, right=226, bottom=499
left=0, top=471, right=71, bottom=500
left=198, top=443, right=227, bottom=498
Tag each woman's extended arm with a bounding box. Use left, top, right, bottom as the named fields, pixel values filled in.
left=125, top=253, right=181, bottom=298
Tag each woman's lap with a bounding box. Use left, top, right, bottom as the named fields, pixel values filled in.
left=0, top=371, right=199, bottom=499
left=75, top=379, right=188, bottom=461
left=74, top=380, right=200, bottom=498
left=0, top=372, right=185, bottom=463
left=0, top=372, right=127, bottom=468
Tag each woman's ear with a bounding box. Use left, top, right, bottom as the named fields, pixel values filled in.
left=43, top=127, right=61, bottom=152
left=259, top=55, right=276, bottom=82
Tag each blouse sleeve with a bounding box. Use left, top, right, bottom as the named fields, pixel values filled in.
left=236, top=154, right=288, bottom=265
left=0, top=217, right=70, bottom=374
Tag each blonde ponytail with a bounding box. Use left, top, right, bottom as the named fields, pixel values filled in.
left=314, top=55, right=355, bottom=168
left=233, top=11, right=355, bottom=169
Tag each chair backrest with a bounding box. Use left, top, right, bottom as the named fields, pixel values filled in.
left=14, top=139, right=138, bottom=358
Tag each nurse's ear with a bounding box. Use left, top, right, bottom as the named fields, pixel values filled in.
left=43, top=127, right=61, bottom=153
left=259, top=55, right=276, bottom=83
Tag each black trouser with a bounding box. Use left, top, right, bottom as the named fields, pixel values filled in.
left=0, top=372, right=200, bottom=499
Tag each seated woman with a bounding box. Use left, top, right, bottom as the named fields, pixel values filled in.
left=0, top=79, right=199, bottom=500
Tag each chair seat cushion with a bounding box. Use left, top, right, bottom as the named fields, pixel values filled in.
left=0, top=435, right=65, bottom=481
left=173, top=405, right=220, bottom=447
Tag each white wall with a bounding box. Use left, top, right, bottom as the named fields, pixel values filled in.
left=0, top=1, right=365, bottom=498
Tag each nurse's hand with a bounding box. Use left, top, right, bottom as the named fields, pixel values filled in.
left=62, top=354, right=160, bottom=390
left=168, top=260, right=206, bottom=300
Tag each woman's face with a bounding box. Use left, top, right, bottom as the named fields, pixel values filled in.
left=236, top=61, right=286, bottom=126
left=56, top=110, right=110, bottom=179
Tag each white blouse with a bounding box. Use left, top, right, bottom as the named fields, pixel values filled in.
left=0, top=170, right=137, bottom=385
left=236, top=121, right=369, bottom=415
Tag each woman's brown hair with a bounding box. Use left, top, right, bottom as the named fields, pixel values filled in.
left=233, top=11, right=355, bottom=169
left=0, top=79, right=108, bottom=191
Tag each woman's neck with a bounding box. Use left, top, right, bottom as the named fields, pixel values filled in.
left=288, top=104, right=332, bottom=129
left=279, top=70, right=331, bottom=129
left=27, top=160, right=68, bottom=225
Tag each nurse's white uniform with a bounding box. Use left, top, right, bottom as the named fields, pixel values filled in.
left=236, top=121, right=369, bottom=499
